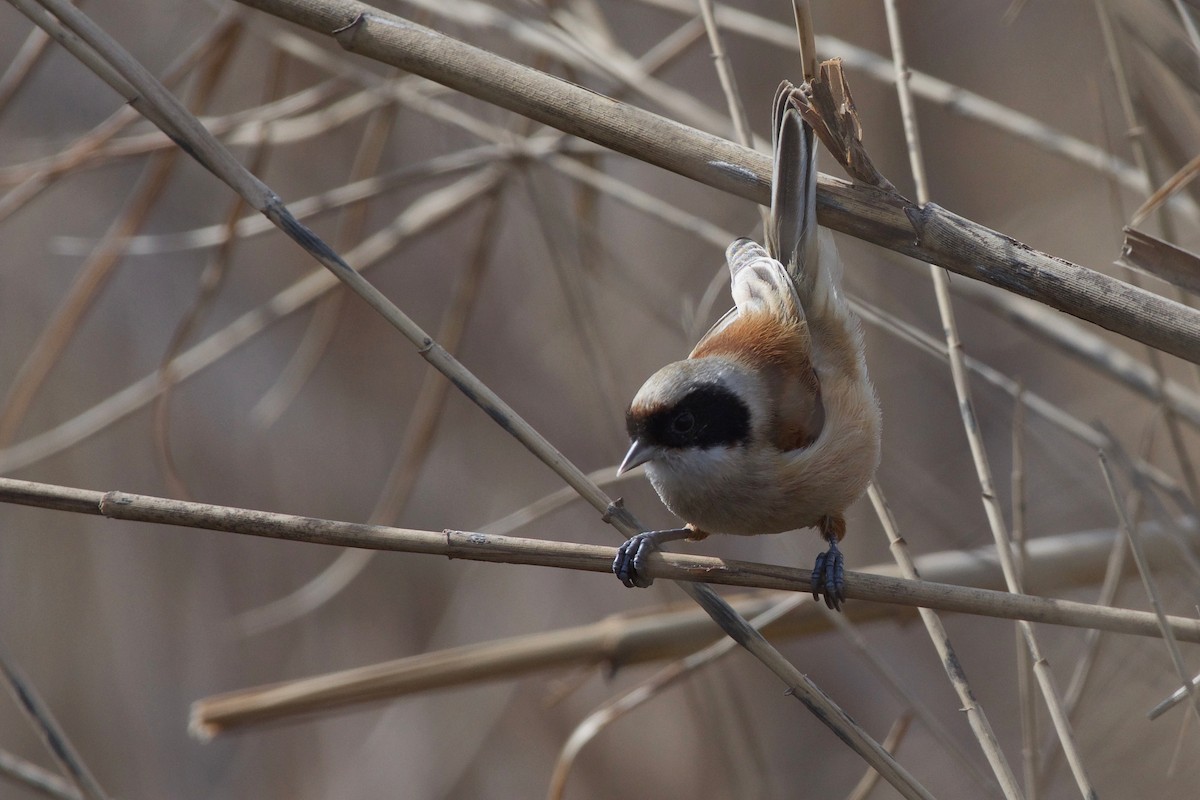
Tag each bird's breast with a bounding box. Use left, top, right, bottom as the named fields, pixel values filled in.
left=644, top=446, right=827, bottom=535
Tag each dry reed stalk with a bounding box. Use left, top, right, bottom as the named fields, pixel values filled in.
left=0, top=747, right=82, bottom=800
left=637, top=0, right=1168, bottom=206
left=249, top=89, right=401, bottom=427
left=1012, top=389, right=1039, bottom=800
left=1099, top=451, right=1200, bottom=727
left=823, top=605, right=1007, bottom=798
left=0, top=638, right=110, bottom=800
left=0, top=165, right=503, bottom=475
left=1131, top=153, right=1200, bottom=227
left=0, top=23, right=243, bottom=449
left=5, top=477, right=1200, bottom=643
left=1120, top=228, right=1200, bottom=296
left=697, top=0, right=753, bottom=147
left=395, top=0, right=748, bottom=142
left=881, top=2, right=1091, bottom=795
left=845, top=713, right=914, bottom=800
left=175, top=517, right=1200, bottom=734
left=950, top=279, right=1200, bottom=433
left=1095, top=0, right=1200, bottom=512
left=870, top=483, right=1022, bottom=800
left=546, top=594, right=809, bottom=800
left=0, top=7, right=58, bottom=115
left=4, top=475, right=1198, bottom=741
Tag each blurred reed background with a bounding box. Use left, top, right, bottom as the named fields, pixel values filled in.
left=1, top=0, right=1199, bottom=797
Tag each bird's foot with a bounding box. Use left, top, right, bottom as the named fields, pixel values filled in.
left=811, top=538, right=845, bottom=611
left=613, top=527, right=692, bottom=588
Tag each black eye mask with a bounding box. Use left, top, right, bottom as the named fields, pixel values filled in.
left=627, top=384, right=751, bottom=450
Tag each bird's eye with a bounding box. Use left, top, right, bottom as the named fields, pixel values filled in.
left=672, top=410, right=696, bottom=434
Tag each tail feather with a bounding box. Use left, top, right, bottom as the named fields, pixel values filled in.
left=767, top=82, right=819, bottom=298
left=768, top=82, right=863, bottom=379
left=768, top=83, right=854, bottom=335
left=703, top=82, right=863, bottom=380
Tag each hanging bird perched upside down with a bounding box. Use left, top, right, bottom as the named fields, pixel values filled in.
left=614, top=81, right=882, bottom=610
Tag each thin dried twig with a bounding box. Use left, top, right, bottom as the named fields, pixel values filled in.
left=0, top=749, right=83, bottom=800
left=698, top=0, right=764, bottom=236
left=851, top=292, right=1187, bottom=510
left=1098, top=452, right=1200, bottom=729
left=5, top=477, right=1200, bottom=645
left=1045, top=421, right=1155, bottom=787
left=870, top=483, right=1023, bottom=800
left=0, top=638, right=110, bottom=800
left=547, top=594, right=807, bottom=800
left=0, top=12, right=53, bottom=115
left=845, top=713, right=915, bottom=800
left=0, top=166, right=504, bottom=475
left=637, top=0, right=1168, bottom=207
left=1012, top=388, right=1039, bottom=800
left=153, top=26, right=259, bottom=500
left=950, top=279, right=1200, bottom=433
left=881, top=2, right=1092, bottom=795
left=249, top=86, right=399, bottom=428
left=697, top=0, right=753, bottom=147
left=1131, top=152, right=1200, bottom=227
left=236, top=186, right=506, bottom=634
left=398, top=0, right=754, bottom=145
left=823, top=603, right=1007, bottom=799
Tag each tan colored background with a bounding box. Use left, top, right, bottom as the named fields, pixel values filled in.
left=2, top=1, right=1198, bottom=797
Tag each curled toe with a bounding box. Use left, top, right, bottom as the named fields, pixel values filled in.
left=811, top=544, right=846, bottom=611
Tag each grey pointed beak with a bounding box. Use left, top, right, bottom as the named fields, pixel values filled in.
left=618, top=438, right=661, bottom=475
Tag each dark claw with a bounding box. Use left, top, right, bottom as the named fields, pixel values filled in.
left=613, top=532, right=658, bottom=588
left=811, top=540, right=845, bottom=611
left=613, top=527, right=693, bottom=588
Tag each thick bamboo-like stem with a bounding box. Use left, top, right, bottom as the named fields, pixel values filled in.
left=228, top=0, right=1200, bottom=364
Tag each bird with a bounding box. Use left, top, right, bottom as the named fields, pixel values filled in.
left=613, top=80, right=882, bottom=609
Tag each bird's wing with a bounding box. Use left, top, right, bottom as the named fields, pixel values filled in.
left=689, top=237, right=803, bottom=359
